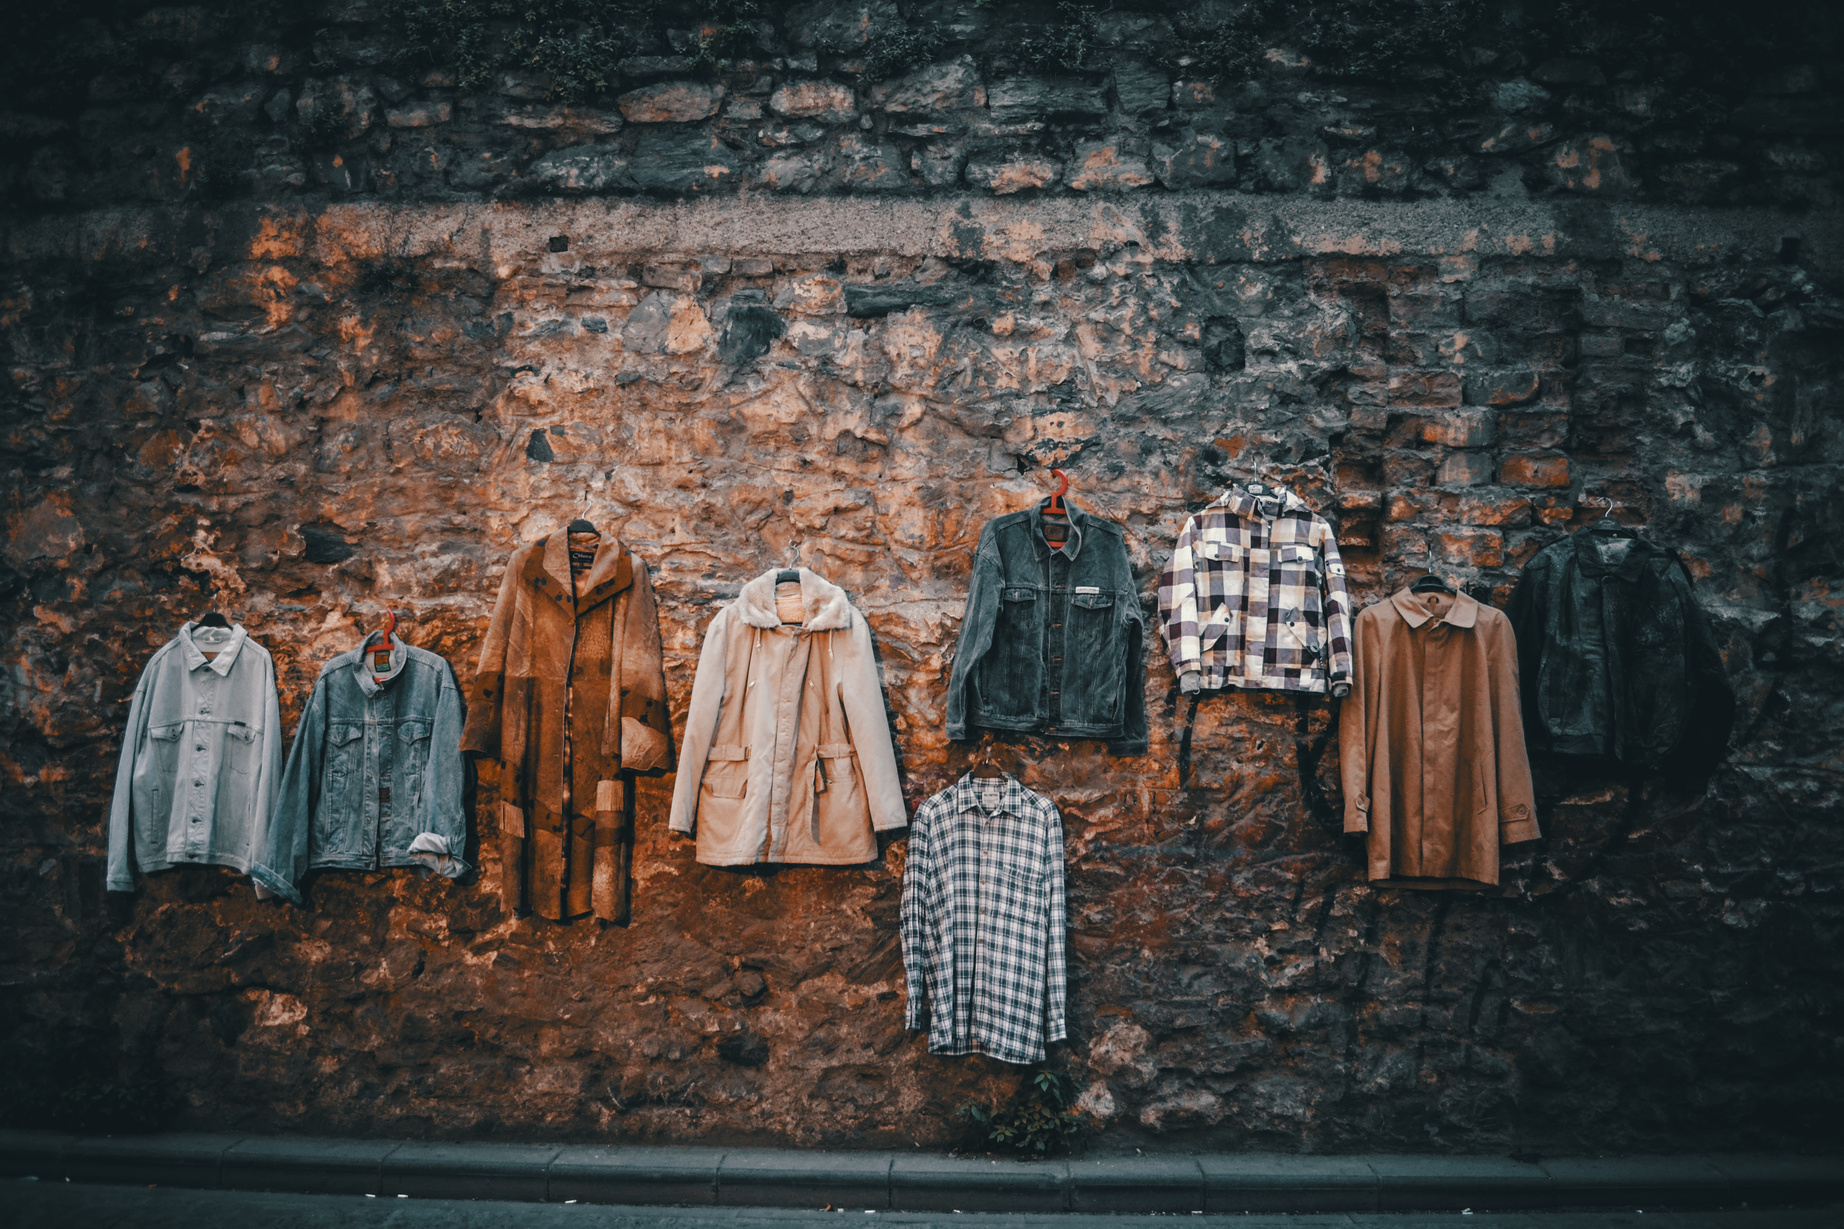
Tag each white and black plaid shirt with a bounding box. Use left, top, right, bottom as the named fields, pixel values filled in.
left=901, top=773, right=1067, bottom=1065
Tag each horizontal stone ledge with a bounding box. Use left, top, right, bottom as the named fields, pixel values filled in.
left=4, top=194, right=1838, bottom=275
left=3, top=1131, right=1841, bottom=1213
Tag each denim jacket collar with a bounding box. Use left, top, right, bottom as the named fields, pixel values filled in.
left=180, top=621, right=247, bottom=676
left=1030, top=499, right=1089, bottom=561
left=525, top=527, right=634, bottom=616
left=354, top=631, right=408, bottom=696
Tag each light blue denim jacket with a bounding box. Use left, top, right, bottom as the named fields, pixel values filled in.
left=252, top=634, right=468, bottom=904
left=106, top=622, right=283, bottom=891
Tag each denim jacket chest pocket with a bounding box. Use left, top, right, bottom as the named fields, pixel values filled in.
left=322, top=724, right=365, bottom=840
left=397, top=720, right=432, bottom=791
left=981, top=588, right=1044, bottom=718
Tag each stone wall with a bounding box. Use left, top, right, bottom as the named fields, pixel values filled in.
left=3, top=1, right=1844, bottom=1157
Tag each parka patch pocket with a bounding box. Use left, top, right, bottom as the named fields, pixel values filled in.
left=702, top=744, right=750, bottom=799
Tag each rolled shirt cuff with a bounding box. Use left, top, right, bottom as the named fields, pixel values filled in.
left=249, top=863, right=303, bottom=905
left=408, top=832, right=470, bottom=879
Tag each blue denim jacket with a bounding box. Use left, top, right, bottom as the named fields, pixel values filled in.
left=252, top=634, right=467, bottom=904
left=946, top=502, right=1148, bottom=754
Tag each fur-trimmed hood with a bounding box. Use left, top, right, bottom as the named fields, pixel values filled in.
left=732, top=566, right=855, bottom=631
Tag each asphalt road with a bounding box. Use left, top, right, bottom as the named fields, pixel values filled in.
left=10, top=1180, right=1839, bottom=1228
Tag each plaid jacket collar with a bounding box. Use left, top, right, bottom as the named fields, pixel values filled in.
left=950, top=771, right=1029, bottom=819
left=1215, top=481, right=1313, bottom=522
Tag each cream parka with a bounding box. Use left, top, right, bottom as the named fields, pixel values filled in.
left=669, top=568, right=906, bottom=864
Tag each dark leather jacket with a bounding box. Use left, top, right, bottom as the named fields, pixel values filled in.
left=946, top=501, right=1148, bottom=754
left=1507, top=528, right=1734, bottom=779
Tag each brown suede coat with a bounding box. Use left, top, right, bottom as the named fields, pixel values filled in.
left=1338, top=588, right=1539, bottom=888
left=461, top=529, right=672, bottom=920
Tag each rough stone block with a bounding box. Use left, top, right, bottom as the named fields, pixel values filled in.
left=1112, top=59, right=1170, bottom=115
left=966, top=152, right=1060, bottom=195
left=1370, top=1155, right=1552, bottom=1211
left=1200, top=1154, right=1377, bottom=1213
left=386, top=102, right=450, bottom=128
left=1500, top=452, right=1571, bottom=486
left=221, top=1137, right=398, bottom=1195
left=987, top=77, right=1107, bottom=121
left=629, top=130, right=739, bottom=195
left=1435, top=528, right=1505, bottom=567
left=890, top=1155, right=1067, bottom=1212
left=871, top=56, right=982, bottom=114
left=546, top=1145, right=725, bottom=1205
left=1390, top=372, right=1462, bottom=408
left=618, top=82, right=723, bottom=124
left=718, top=1148, right=893, bottom=1208
left=379, top=1142, right=563, bottom=1201
left=831, top=133, right=909, bottom=192
left=526, top=145, right=633, bottom=194
left=770, top=81, right=857, bottom=124
left=1069, top=1156, right=1203, bottom=1213
left=1549, top=134, right=1632, bottom=194
left=1464, top=369, right=1540, bottom=406
left=1152, top=128, right=1235, bottom=188
left=1458, top=492, right=1532, bottom=526
left=912, top=141, right=965, bottom=188
left=1066, top=139, right=1154, bottom=191
left=1420, top=410, right=1497, bottom=448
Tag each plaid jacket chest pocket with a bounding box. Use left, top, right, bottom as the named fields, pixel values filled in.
left=1196, top=541, right=1248, bottom=645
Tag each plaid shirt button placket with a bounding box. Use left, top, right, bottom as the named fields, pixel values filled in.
left=1157, top=484, right=1355, bottom=695
left=901, top=774, right=1067, bottom=1065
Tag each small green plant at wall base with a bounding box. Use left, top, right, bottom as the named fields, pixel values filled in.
left=958, top=1068, right=1085, bottom=1155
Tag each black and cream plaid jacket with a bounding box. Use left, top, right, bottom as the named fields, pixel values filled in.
left=1157, top=483, right=1355, bottom=694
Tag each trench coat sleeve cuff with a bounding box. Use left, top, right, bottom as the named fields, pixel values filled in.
left=1343, top=798, right=1370, bottom=835
left=1500, top=801, right=1540, bottom=844
left=249, top=863, right=302, bottom=905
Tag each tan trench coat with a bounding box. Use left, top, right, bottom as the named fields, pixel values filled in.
left=1339, top=589, right=1539, bottom=888
left=462, top=529, right=672, bottom=920
left=669, top=568, right=906, bottom=864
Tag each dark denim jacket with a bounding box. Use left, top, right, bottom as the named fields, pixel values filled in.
left=946, top=502, right=1148, bottom=754
left=253, top=635, right=468, bottom=903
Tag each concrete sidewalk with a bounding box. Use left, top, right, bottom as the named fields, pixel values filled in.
left=2, top=1130, right=1840, bottom=1215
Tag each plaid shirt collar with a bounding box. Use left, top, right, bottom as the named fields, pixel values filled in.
left=950, top=771, right=1029, bottom=820
left=1028, top=500, right=1088, bottom=561
left=1215, top=481, right=1312, bottom=522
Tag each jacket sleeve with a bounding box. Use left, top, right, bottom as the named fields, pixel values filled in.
left=252, top=674, right=325, bottom=905
left=840, top=611, right=907, bottom=831
left=1337, top=611, right=1375, bottom=835
left=1663, top=560, right=1736, bottom=782
left=1488, top=614, right=1541, bottom=844
left=1042, top=803, right=1068, bottom=1045
left=1505, top=553, right=1549, bottom=747
left=900, top=800, right=932, bottom=1032
left=105, top=658, right=157, bottom=892
left=427, top=659, right=470, bottom=862
left=1109, top=593, right=1148, bottom=756
left=1159, top=514, right=1202, bottom=675
left=461, top=552, right=521, bottom=760
left=668, top=610, right=731, bottom=836
left=609, top=551, right=673, bottom=773
left=944, top=532, right=1001, bottom=742
left=251, top=650, right=284, bottom=881
left=1318, top=518, right=1355, bottom=687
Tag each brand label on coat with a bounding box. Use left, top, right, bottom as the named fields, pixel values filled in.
left=1075, top=585, right=1100, bottom=594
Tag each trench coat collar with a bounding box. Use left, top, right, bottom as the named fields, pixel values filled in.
left=354, top=630, right=408, bottom=695
left=1029, top=498, right=1089, bottom=561
left=735, top=566, right=854, bottom=631
left=524, top=528, right=634, bottom=616
left=180, top=621, right=247, bottom=676
left=1389, top=586, right=1480, bottom=630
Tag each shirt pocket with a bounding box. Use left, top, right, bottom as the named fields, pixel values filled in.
left=1003, top=863, right=1044, bottom=902
left=701, top=744, right=750, bottom=800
